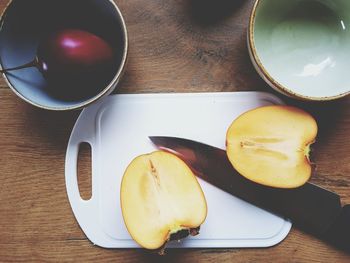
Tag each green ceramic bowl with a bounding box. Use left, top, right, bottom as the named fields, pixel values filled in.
left=248, top=0, right=350, bottom=101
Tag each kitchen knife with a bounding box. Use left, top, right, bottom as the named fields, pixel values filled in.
left=149, top=136, right=350, bottom=252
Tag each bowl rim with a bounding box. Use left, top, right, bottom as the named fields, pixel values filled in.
left=0, top=0, right=129, bottom=111
left=248, top=0, right=350, bottom=101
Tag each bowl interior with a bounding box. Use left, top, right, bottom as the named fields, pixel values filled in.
left=0, top=0, right=126, bottom=110
left=253, top=0, right=350, bottom=98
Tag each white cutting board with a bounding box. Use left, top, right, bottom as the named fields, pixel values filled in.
left=65, top=92, right=292, bottom=248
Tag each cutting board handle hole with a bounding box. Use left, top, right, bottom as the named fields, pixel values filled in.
left=77, top=142, right=92, bottom=201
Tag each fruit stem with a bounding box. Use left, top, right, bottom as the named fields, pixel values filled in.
left=0, top=58, right=38, bottom=73
left=304, top=143, right=311, bottom=161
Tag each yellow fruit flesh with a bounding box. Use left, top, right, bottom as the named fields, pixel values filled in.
left=121, top=151, right=207, bottom=250
left=226, top=106, right=318, bottom=188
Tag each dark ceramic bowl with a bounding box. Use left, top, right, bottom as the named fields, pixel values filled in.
left=0, top=0, right=128, bottom=110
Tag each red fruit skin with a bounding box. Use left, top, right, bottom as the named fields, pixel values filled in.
left=38, top=29, right=114, bottom=75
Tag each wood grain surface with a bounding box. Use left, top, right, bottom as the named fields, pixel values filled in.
left=0, top=0, right=349, bottom=262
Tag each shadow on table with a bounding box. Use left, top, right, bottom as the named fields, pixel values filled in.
left=187, top=0, right=245, bottom=25
left=23, top=102, right=80, bottom=148
left=113, top=248, right=215, bottom=263
left=286, top=96, right=349, bottom=141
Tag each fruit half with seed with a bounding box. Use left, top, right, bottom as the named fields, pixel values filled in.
left=226, top=105, right=318, bottom=188
left=120, top=151, right=207, bottom=252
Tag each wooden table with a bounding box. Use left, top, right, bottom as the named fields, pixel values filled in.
left=0, top=0, right=349, bottom=261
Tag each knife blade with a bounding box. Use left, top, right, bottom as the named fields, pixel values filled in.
left=149, top=136, right=350, bottom=252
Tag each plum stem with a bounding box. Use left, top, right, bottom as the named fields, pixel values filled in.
left=0, top=58, right=38, bottom=73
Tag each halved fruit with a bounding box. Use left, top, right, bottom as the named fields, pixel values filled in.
left=226, top=105, right=318, bottom=188
left=120, top=151, right=207, bottom=252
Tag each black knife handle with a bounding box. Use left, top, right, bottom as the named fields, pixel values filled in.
left=323, top=205, right=350, bottom=252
